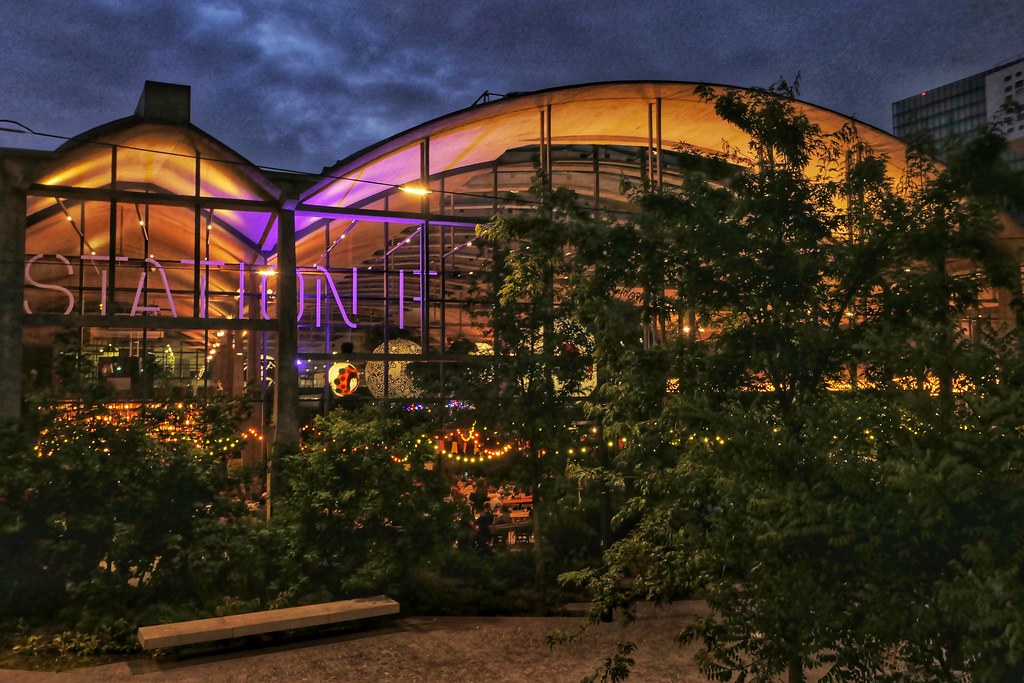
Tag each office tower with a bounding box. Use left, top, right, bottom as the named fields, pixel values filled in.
left=892, top=57, right=1024, bottom=163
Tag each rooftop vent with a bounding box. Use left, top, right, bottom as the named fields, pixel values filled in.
left=134, top=81, right=191, bottom=124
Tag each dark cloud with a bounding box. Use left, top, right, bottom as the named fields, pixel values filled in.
left=1, top=0, right=1021, bottom=171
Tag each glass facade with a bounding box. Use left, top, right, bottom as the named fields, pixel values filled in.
left=892, top=58, right=1024, bottom=171
left=11, top=80, right=1017, bottom=460
left=892, top=73, right=988, bottom=141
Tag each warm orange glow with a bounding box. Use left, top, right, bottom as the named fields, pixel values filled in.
left=438, top=424, right=515, bottom=464
left=33, top=401, right=254, bottom=459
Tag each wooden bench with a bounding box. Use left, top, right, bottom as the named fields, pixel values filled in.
left=137, top=595, right=399, bottom=650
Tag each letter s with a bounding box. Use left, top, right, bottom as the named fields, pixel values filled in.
left=24, top=254, right=74, bottom=315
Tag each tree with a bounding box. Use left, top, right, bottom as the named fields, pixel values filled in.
left=474, top=173, right=599, bottom=586
left=564, top=80, right=1024, bottom=681
left=272, top=403, right=458, bottom=602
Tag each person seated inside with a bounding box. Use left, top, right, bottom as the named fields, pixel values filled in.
left=469, top=477, right=489, bottom=510
left=448, top=484, right=464, bottom=503
left=496, top=503, right=512, bottom=525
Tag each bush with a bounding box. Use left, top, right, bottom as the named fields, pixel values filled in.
left=272, top=404, right=461, bottom=604
left=0, top=400, right=271, bottom=635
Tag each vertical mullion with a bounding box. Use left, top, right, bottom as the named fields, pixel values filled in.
left=107, top=146, right=117, bottom=316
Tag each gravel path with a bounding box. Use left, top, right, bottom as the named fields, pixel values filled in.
left=0, top=602, right=718, bottom=682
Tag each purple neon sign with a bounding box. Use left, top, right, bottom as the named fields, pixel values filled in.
left=24, top=254, right=436, bottom=329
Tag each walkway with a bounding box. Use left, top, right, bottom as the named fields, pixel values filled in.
left=0, top=602, right=715, bottom=682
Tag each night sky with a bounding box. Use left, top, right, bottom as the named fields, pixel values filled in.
left=1, top=0, right=1021, bottom=173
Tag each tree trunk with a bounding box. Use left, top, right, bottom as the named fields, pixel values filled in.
left=934, top=254, right=955, bottom=420
left=788, top=655, right=804, bottom=683
left=598, top=424, right=611, bottom=553
left=534, top=262, right=554, bottom=590
left=531, top=451, right=544, bottom=589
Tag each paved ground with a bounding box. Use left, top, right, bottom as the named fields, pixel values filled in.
left=0, top=602, right=719, bottom=682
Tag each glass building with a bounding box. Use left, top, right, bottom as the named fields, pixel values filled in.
left=1, top=80, right=1018, bottom=464
left=892, top=57, right=1024, bottom=168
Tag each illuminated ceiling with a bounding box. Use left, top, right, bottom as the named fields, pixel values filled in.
left=24, top=80, right=966, bottom=339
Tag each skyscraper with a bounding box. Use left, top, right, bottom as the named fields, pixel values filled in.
left=892, top=57, right=1024, bottom=162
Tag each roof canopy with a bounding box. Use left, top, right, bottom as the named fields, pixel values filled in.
left=20, top=80, right=939, bottom=333
left=302, top=81, right=911, bottom=212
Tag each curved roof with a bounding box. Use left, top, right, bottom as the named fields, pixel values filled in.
left=44, top=116, right=281, bottom=201
left=25, top=118, right=284, bottom=322
left=17, top=79, right=1023, bottom=350
left=301, top=81, right=911, bottom=210
left=27, top=118, right=284, bottom=249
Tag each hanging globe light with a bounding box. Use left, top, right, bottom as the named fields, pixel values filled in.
left=364, top=339, right=421, bottom=397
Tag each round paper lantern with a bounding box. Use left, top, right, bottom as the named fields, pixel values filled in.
left=328, top=361, right=360, bottom=397
left=364, top=339, right=421, bottom=397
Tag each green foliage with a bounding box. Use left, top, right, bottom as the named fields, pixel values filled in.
left=474, top=172, right=603, bottom=586
left=272, top=403, right=459, bottom=602
left=0, top=399, right=269, bottom=639
left=867, top=372, right=1024, bottom=681
left=1, top=407, right=208, bottom=619
left=9, top=625, right=137, bottom=660
left=195, top=393, right=253, bottom=460
left=477, top=176, right=599, bottom=415
left=564, top=80, right=1024, bottom=682
left=144, top=510, right=280, bottom=621
left=7, top=80, right=1023, bottom=681
left=1, top=395, right=560, bottom=662
left=581, top=641, right=638, bottom=683
left=408, top=545, right=547, bottom=616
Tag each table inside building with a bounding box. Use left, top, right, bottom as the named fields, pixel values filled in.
left=489, top=495, right=533, bottom=545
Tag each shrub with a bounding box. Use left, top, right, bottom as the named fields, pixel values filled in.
left=272, top=404, right=460, bottom=604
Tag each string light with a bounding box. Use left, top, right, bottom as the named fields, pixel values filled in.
left=33, top=401, right=257, bottom=459
left=438, top=423, right=515, bottom=463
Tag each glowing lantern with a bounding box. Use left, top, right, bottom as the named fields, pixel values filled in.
left=328, top=361, right=360, bottom=397
left=364, top=339, right=421, bottom=397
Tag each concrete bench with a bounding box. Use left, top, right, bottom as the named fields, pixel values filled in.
left=137, top=595, right=399, bottom=650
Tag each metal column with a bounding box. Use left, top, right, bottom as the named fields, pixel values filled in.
left=270, top=204, right=300, bottom=517
left=419, top=138, right=430, bottom=352
left=0, top=158, right=28, bottom=420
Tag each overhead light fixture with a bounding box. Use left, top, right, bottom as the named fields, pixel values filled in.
left=399, top=185, right=431, bottom=196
